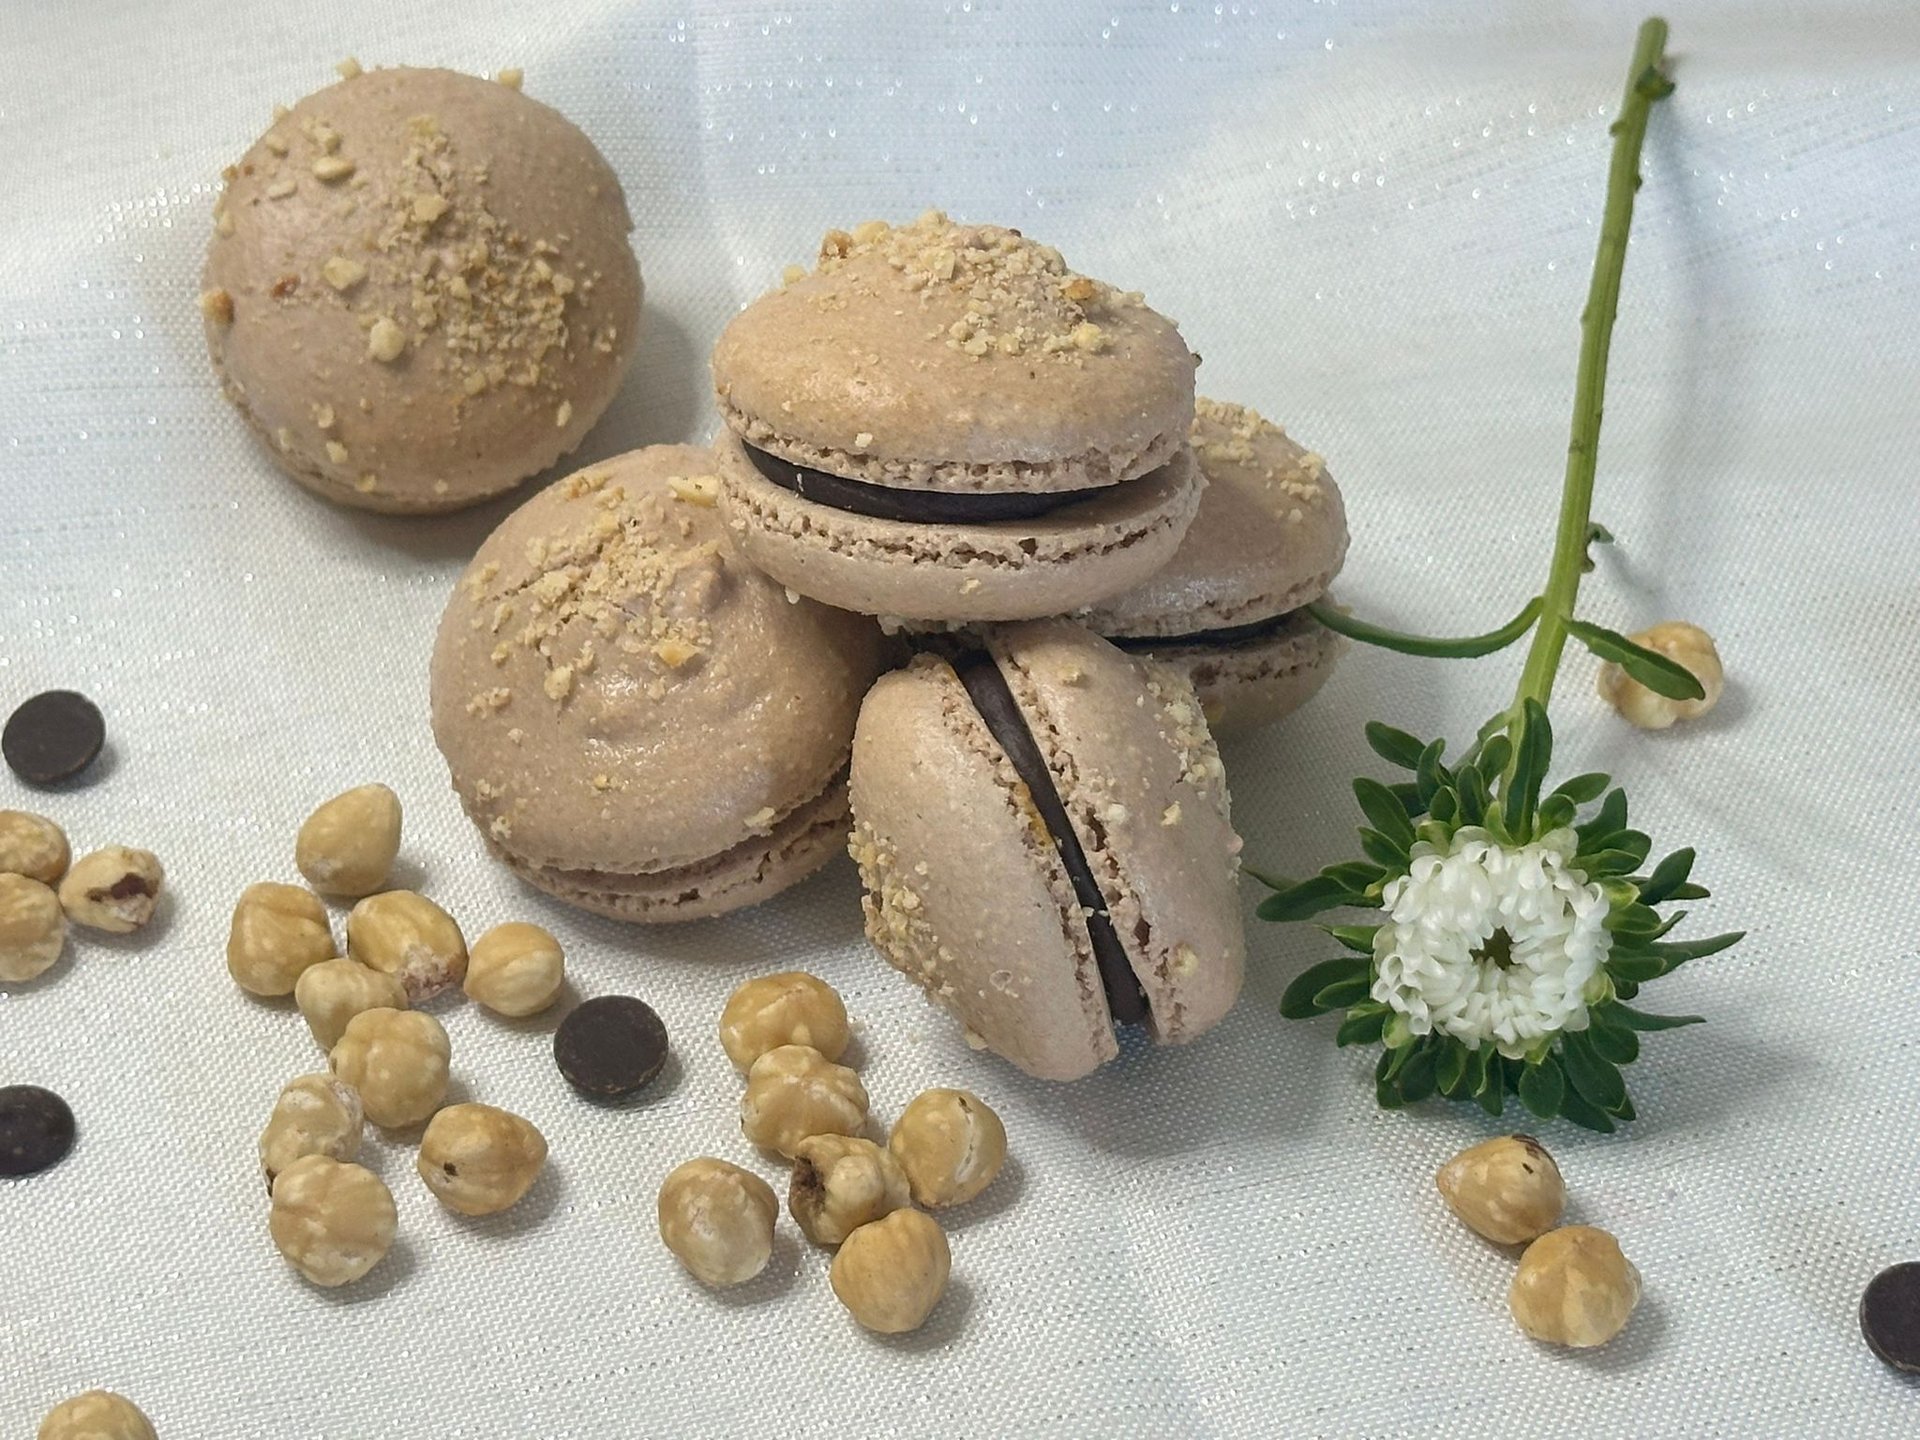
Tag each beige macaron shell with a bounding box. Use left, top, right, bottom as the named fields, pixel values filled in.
left=431, top=444, right=891, bottom=879
left=204, top=66, right=641, bottom=513
left=493, top=776, right=854, bottom=923
left=1077, top=398, right=1349, bottom=637
left=989, top=621, right=1245, bottom=1042
left=715, top=430, right=1202, bottom=622
left=850, top=657, right=1118, bottom=1082
left=711, top=213, right=1195, bottom=494
left=1153, top=611, right=1345, bottom=735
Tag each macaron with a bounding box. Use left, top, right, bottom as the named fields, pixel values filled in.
left=202, top=64, right=642, bottom=513
left=710, top=211, right=1203, bottom=623
left=430, top=444, right=892, bottom=921
left=1072, top=397, right=1349, bottom=733
left=848, top=620, right=1245, bottom=1081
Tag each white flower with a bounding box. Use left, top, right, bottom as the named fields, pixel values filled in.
left=1371, top=826, right=1612, bottom=1060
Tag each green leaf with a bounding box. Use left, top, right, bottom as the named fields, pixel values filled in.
left=1581, top=829, right=1652, bottom=869
left=1387, top=781, right=1425, bottom=816
left=1354, top=777, right=1417, bottom=850
left=1536, top=794, right=1576, bottom=834
left=1567, top=618, right=1706, bottom=701
left=1364, top=722, right=1428, bottom=772
left=1582, top=849, right=1647, bottom=878
left=1381, top=1041, right=1416, bottom=1081
left=1558, top=1085, right=1618, bottom=1134
left=1313, top=976, right=1373, bottom=1011
left=1257, top=875, right=1366, bottom=923
left=1550, top=771, right=1612, bottom=806
left=1606, top=903, right=1664, bottom=936
left=1239, top=865, right=1292, bottom=891
left=1323, top=860, right=1387, bottom=893
left=1644, top=908, right=1689, bottom=940
left=1396, top=1044, right=1439, bottom=1103
left=1646, top=931, right=1745, bottom=969
left=1560, top=1032, right=1627, bottom=1111
left=1611, top=1092, right=1637, bottom=1122
left=1666, top=881, right=1711, bottom=901
left=1454, top=763, right=1487, bottom=825
left=1357, top=827, right=1410, bottom=871
left=1609, top=1002, right=1705, bottom=1032
left=1428, top=786, right=1459, bottom=826
left=1478, top=734, right=1514, bottom=781
left=1475, top=1060, right=1505, bottom=1116
left=1306, top=595, right=1542, bottom=660
left=1335, top=1005, right=1389, bottom=1047
left=1280, top=958, right=1368, bottom=1018
left=1518, top=1056, right=1566, bottom=1118
left=1502, top=699, right=1553, bottom=834
left=1587, top=1021, right=1640, bottom=1066
left=1321, top=923, right=1382, bottom=955
left=1437, top=1043, right=1469, bottom=1096
left=1577, top=789, right=1629, bottom=845
left=1637, top=847, right=1697, bottom=906
left=1607, top=952, right=1666, bottom=984
left=1415, top=740, right=1450, bottom=807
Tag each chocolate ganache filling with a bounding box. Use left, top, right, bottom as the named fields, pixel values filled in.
left=952, top=651, right=1149, bottom=1028
left=1106, top=609, right=1305, bottom=652
left=744, top=442, right=1098, bottom=524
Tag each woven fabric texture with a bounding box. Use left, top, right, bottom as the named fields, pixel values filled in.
left=3, top=2, right=1918, bottom=1435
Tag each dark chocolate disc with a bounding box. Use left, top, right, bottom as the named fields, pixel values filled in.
left=0, top=1085, right=76, bottom=1177
left=1861, top=1262, right=1920, bottom=1373
left=2, top=690, right=105, bottom=786
left=554, top=996, right=670, bottom=1100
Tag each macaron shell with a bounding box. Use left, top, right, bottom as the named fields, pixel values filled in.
left=204, top=66, right=641, bottom=513
left=849, top=658, right=1119, bottom=1082
left=711, top=213, right=1195, bottom=495
left=1150, top=614, right=1344, bottom=735
left=715, top=430, right=1202, bottom=622
left=431, top=444, right=891, bottom=880
left=1077, top=397, right=1348, bottom=638
left=988, top=621, right=1245, bottom=1043
left=496, top=774, right=854, bottom=923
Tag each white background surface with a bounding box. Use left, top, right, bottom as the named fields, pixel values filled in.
left=4, top=1, right=1918, bottom=1435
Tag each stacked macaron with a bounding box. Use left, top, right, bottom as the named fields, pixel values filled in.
left=426, top=210, right=1349, bottom=1083
left=1075, top=397, right=1348, bottom=733
left=203, top=64, right=641, bottom=513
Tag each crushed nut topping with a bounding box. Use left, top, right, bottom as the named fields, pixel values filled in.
left=199, top=288, right=235, bottom=325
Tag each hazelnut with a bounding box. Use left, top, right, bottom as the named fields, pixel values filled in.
left=226, top=882, right=335, bottom=997
left=259, top=1074, right=363, bottom=1192
left=889, top=1088, right=1007, bottom=1208
left=1597, top=620, right=1724, bottom=729
left=463, top=921, right=565, bottom=1017
left=328, top=1007, right=450, bottom=1129
left=719, top=970, right=850, bottom=1071
left=830, top=1208, right=951, bottom=1333
left=1509, top=1225, right=1641, bottom=1347
left=295, top=783, right=402, bottom=897
left=740, top=1044, right=868, bottom=1158
left=268, top=1154, right=397, bottom=1287
left=417, top=1103, right=547, bottom=1216
left=37, top=1391, right=156, bottom=1440
left=657, top=1157, right=778, bottom=1287
left=294, top=958, right=408, bottom=1050
left=346, top=890, right=467, bottom=1001
left=0, top=873, right=66, bottom=983
left=57, top=846, right=163, bottom=933
left=0, top=809, right=69, bottom=883
left=789, top=1134, right=911, bottom=1246
left=1436, top=1134, right=1566, bottom=1245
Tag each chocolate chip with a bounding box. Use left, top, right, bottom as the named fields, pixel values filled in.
left=1862, top=1262, right=1920, bottom=1373
left=3, top=690, right=106, bottom=786
left=554, top=995, right=668, bottom=1101
left=0, top=1085, right=76, bottom=1177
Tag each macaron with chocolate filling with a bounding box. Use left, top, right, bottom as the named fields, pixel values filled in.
left=430, top=445, right=892, bottom=921
left=710, top=211, right=1203, bottom=622
left=202, top=64, right=641, bottom=513
left=848, top=620, right=1244, bottom=1081
left=1072, top=398, right=1349, bottom=733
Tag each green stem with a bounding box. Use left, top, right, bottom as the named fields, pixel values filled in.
left=1307, top=596, right=1541, bottom=659
left=1512, top=17, right=1673, bottom=714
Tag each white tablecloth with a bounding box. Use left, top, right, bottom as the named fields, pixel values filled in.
left=5, top=2, right=1917, bottom=1435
